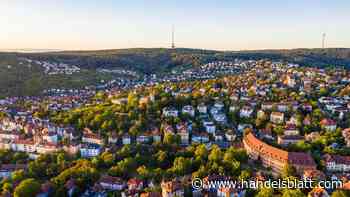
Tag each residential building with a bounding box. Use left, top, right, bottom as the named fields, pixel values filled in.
left=243, top=133, right=316, bottom=175
left=128, top=178, right=143, bottom=191
left=192, top=132, right=210, bottom=144
left=197, top=104, right=207, bottom=114
left=80, top=143, right=101, bottom=158
left=278, top=135, right=304, bottom=146
left=161, top=180, right=184, bottom=197
left=323, top=154, right=350, bottom=172
left=239, top=106, right=253, bottom=118
left=320, top=119, right=337, bottom=132
left=82, top=128, right=103, bottom=145
left=108, top=132, right=118, bottom=145
left=98, top=175, right=125, bottom=191
left=162, top=107, right=179, bottom=117
left=270, top=112, right=284, bottom=124
left=182, top=105, right=195, bottom=117
left=284, top=124, right=299, bottom=136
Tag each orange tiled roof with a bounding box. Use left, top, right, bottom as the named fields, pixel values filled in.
left=245, top=133, right=315, bottom=167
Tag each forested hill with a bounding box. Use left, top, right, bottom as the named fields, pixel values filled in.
left=232, top=48, right=350, bottom=68
left=0, top=48, right=350, bottom=97
left=21, top=48, right=350, bottom=71
left=19, top=48, right=219, bottom=74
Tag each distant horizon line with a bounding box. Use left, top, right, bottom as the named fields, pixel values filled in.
left=1, top=47, right=349, bottom=53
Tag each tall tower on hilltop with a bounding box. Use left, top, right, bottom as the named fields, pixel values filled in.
left=171, top=25, right=175, bottom=49
left=322, top=33, right=326, bottom=49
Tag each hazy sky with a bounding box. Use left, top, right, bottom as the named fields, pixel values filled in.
left=1, top=0, right=350, bottom=50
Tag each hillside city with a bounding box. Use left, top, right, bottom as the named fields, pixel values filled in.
left=1, top=59, right=350, bottom=197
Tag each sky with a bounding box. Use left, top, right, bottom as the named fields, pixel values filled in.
left=1, top=0, right=350, bottom=51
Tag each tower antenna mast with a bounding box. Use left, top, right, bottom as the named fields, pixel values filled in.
left=171, top=25, right=175, bottom=49
left=322, top=33, right=326, bottom=49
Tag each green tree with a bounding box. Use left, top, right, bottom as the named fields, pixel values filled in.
left=208, top=145, right=223, bottom=163
left=194, top=144, right=208, bottom=161
left=11, top=170, right=25, bottom=182
left=14, top=178, right=41, bottom=197
left=239, top=170, right=251, bottom=181
left=281, top=164, right=297, bottom=179
left=331, top=190, right=348, bottom=197
left=155, top=150, right=168, bottom=168
left=172, top=157, right=191, bottom=176
left=137, top=165, right=152, bottom=180
left=2, top=182, right=12, bottom=193
left=100, top=152, right=114, bottom=167
left=256, top=187, right=274, bottom=197
left=163, top=133, right=180, bottom=145
left=282, top=189, right=305, bottom=197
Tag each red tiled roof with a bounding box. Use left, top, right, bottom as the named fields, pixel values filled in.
left=320, top=119, right=336, bottom=126
left=83, top=132, right=101, bottom=140
left=323, top=154, right=350, bottom=165
left=245, top=133, right=288, bottom=162
left=288, top=152, right=316, bottom=167
left=244, top=133, right=315, bottom=167
left=14, top=139, right=35, bottom=145
left=128, top=178, right=143, bottom=185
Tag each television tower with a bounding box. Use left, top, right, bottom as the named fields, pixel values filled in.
left=171, top=25, right=175, bottom=49
left=322, top=33, right=326, bottom=49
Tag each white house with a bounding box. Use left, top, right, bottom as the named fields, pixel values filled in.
left=80, top=143, right=101, bottom=158
left=277, top=103, right=289, bottom=112
left=182, top=105, right=195, bottom=117
left=261, top=102, right=273, bottom=110
left=214, top=101, right=225, bottom=110
left=270, top=112, right=284, bottom=124
left=240, top=106, right=253, bottom=118
left=13, top=139, right=36, bottom=153
left=204, top=122, right=216, bottom=134
left=162, top=107, right=179, bottom=117
left=192, top=132, right=210, bottom=144
left=98, top=175, right=126, bottom=191
left=136, top=133, right=152, bottom=144
left=197, top=104, right=207, bottom=114
left=213, top=113, right=227, bottom=123
left=284, top=124, right=299, bottom=136
left=225, top=130, right=236, bottom=142
left=122, top=134, right=131, bottom=145
left=0, top=131, right=21, bottom=141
